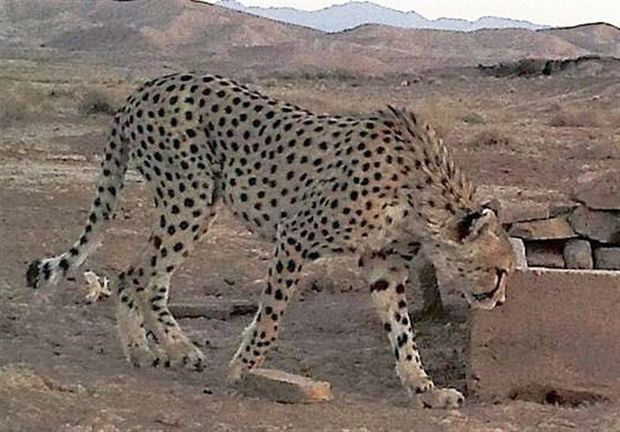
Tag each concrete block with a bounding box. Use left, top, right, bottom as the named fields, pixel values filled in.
left=510, top=216, right=576, bottom=240
left=239, top=368, right=333, bottom=404
left=563, top=239, right=593, bottom=269
left=468, top=269, right=620, bottom=404
left=594, top=247, right=620, bottom=270
left=569, top=207, right=620, bottom=244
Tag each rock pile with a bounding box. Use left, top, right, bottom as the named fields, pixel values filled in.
left=501, top=172, right=619, bottom=270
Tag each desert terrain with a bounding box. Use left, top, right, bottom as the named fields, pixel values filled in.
left=1, top=1, right=619, bottom=431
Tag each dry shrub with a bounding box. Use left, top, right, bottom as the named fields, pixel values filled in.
left=0, top=94, right=28, bottom=127
left=470, top=129, right=510, bottom=147
left=461, top=112, right=486, bottom=125
left=0, top=81, right=50, bottom=126
left=273, top=69, right=361, bottom=82
left=266, top=83, right=379, bottom=116
left=548, top=107, right=602, bottom=128
left=413, top=97, right=464, bottom=138
left=78, top=88, right=118, bottom=117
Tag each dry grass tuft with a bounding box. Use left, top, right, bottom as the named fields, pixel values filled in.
left=0, top=94, right=28, bottom=127
left=461, top=112, right=486, bottom=125
left=78, top=88, right=118, bottom=117
left=413, top=97, right=467, bottom=138
left=470, top=129, right=510, bottom=147
left=0, top=81, right=51, bottom=127
left=548, top=108, right=602, bottom=128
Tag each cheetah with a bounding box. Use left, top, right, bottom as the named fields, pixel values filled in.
left=26, top=72, right=515, bottom=409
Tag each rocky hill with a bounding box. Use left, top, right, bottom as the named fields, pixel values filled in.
left=1, top=0, right=617, bottom=75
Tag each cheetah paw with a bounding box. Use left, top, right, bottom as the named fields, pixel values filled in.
left=156, top=341, right=206, bottom=371
left=181, top=347, right=207, bottom=371
left=124, top=342, right=160, bottom=368
left=226, top=357, right=246, bottom=383
left=416, top=387, right=464, bottom=409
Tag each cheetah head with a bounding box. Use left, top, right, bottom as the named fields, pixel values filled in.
left=433, top=207, right=516, bottom=310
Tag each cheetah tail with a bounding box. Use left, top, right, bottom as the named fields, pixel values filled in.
left=26, top=113, right=129, bottom=289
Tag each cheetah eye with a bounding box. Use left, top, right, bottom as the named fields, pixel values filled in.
left=456, top=211, right=481, bottom=242
left=456, top=207, right=496, bottom=242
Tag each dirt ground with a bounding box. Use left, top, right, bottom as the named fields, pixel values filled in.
left=1, top=58, right=619, bottom=431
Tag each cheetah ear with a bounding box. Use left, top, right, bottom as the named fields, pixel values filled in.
left=455, top=207, right=496, bottom=243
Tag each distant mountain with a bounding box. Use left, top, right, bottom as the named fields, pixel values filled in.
left=214, top=0, right=548, bottom=32
left=1, top=0, right=617, bottom=77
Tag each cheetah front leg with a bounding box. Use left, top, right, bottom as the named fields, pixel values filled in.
left=361, top=252, right=463, bottom=409
left=228, top=231, right=304, bottom=381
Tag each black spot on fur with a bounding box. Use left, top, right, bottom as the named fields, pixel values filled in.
left=26, top=260, right=41, bottom=289
left=370, top=279, right=389, bottom=292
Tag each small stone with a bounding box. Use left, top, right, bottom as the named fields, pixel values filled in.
left=239, top=368, right=333, bottom=404
left=569, top=207, right=620, bottom=244
left=563, top=239, right=593, bottom=269
left=155, top=413, right=182, bottom=427
left=510, top=216, right=576, bottom=240
left=525, top=241, right=565, bottom=268
left=509, top=237, right=527, bottom=270
left=594, top=247, right=620, bottom=270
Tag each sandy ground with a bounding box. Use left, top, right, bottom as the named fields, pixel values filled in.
left=1, top=63, right=619, bottom=431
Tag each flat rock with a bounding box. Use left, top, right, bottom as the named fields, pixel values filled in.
left=573, top=170, right=620, bottom=210
left=594, top=247, right=620, bottom=270
left=563, top=239, right=593, bottom=269
left=569, top=207, right=620, bottom=244
left=500, top=200, right=549, bottom=224
left=509, top=216, right=576, bottom=240
left=469, top=269, right=620, bottom=404
left=477, top=185, right=571, bottom=224
left=239, top=368, right=333, bottom=404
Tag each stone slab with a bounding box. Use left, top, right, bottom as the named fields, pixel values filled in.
left=573, top=170, right=620, bottom=210
left=239, top=368, right=333, bottom=404
left=594, top=247, right=620, bottom=270
left=525, top=241, right=565, bottom=268
left=468, top=269, right=620, bottom=404
left=509, top=216, right=576, bottom=240
left=500, top=200, right=550, bottom=224
left=509, top=237, right=527, bottom=270
left=569, top=207, right=620, bottom=244
left=169, top=299, right=257, bottom=320
left=563, top=239, right=593, bottom=269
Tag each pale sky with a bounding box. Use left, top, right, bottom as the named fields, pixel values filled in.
left=236, top=0, right=620, bottom=27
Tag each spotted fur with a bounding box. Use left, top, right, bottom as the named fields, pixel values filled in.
left=26, top=72, right=515, bottom=408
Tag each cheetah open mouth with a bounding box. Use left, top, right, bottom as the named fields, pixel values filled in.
left=472, top=269, right=506, bottom=302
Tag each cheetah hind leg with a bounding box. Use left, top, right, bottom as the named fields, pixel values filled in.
left=129, top=195, right=219, bottom=371
left=114, top=271, right=165, bottom=367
